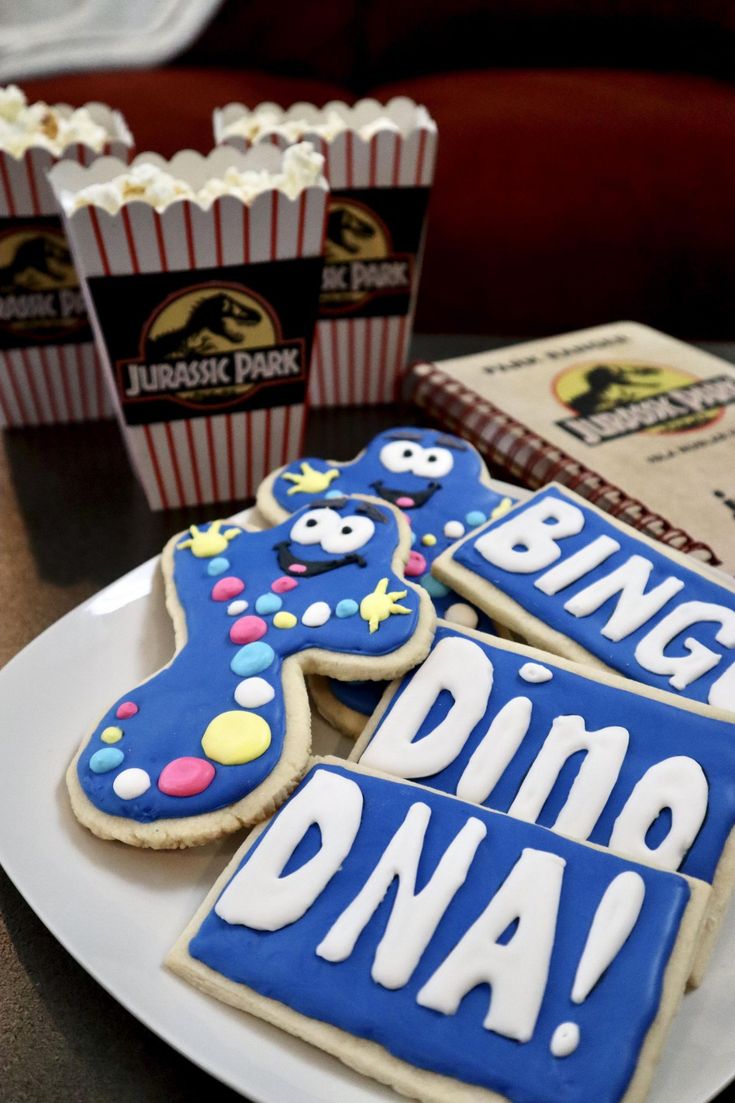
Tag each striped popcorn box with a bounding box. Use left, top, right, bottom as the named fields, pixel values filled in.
left=214, top=98, right=438, bottom=407
left=0, top=98, right=133, bottom=427
left=49, top=145, right=328, bottom=510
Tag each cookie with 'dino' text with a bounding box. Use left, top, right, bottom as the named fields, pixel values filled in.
left=257, top=426, right=515, bottom=734
left=67, top=496, right=434, bottom=848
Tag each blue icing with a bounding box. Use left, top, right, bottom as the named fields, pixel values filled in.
left=325, top=489, right=343, bottom=499
left=89, top=747, right=124, bottom=773
left=359, top=624, right=735, bottom=884
left=189, top=762, right=690, bottom=1103
left=466, top=509, right=487, bottom=526
left=255, top=593, right=282, bottom=615
left=77, top=501, right=424, bottom=823
left=331, top=678, right=386, bottom=715
left=422, top=575, right=450, bottom=598
left=335, top=599, right=359, bottom=618
left=231, top=641, right=276, bottom=677
left=271, top=428, right=516, bottom=713
left=452, top=485, right=735, bottom=708
left=207, top=557, right=230, bottom=576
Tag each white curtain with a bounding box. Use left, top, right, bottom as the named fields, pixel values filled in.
left=0, top=0, right=224, bottom=81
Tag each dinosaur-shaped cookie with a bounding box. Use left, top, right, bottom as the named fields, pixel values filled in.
left=257, top=428, right=516, bottom=732
left=67, top=496, right=434, bottom=848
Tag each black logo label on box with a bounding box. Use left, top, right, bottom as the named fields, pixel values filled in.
left=86, top=256, right=323, bottom=426
left=0, top=215, right=92, bottom=349
left=319, top=187, right=430, bottom=320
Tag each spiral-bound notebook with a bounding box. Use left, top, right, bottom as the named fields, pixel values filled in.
left=406, top=322, right=735, bottom=572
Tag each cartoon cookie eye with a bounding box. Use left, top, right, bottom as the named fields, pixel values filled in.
left=379, top=439, right=423, bottom=473
left=289, top=508, right=339, bottom=545
left=411, top=447, right=453, bottom=478
left=321, top=514, right=376, bottom=554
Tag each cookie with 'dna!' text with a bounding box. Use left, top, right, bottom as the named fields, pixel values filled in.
left=168, top=758, right=708, bottom=1103
left=66, top=497, right=434, bottom=848
left=257, top=426, right=516, bottom=735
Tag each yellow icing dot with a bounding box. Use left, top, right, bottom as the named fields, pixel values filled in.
left=273, top=611, right=298, bottom=629
left=101, top=726, right=123, bottom=744
left=201, top=710, right=271, bottom=766
left=421, top=533, right=437, bottom=546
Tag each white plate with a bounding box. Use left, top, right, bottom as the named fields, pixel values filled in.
left=0, top=501, right=733, bottom=1103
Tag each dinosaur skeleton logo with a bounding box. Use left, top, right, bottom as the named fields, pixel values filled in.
left=0, top=225, right=87, bottom=339
left=321, top=197, right=411, bottom=310
left=553, top=359, right=731, bottom=446
left=120, top=282, right=306, bottom=411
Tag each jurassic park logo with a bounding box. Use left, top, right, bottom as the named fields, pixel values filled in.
left=553, top=359, right=735, bottom=446
left=320, top=197, right=412, bottom=312
left=119, top=282, right=306, bottom=411
left=0, top=222, right=88, bottom=344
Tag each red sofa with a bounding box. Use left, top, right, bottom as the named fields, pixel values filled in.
left=23, top=0, right=735, bottom=340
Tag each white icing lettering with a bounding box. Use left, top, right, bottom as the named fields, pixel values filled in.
left=455, top=697, right=533, bottom=805
left=474, top=497, right=585, bottom=574
left=535, top=535, right=620, bottom=595
left=609, top=756, right=708, bottom=871
left=572, top=871, right=645, bottom=1003
left=634, top=601, right=735, bottom=691
left=563, top=554, right=684, bottom=641
left=360, top=636, right=493, bottom=778
left=709, top=660, right=735, bottom=712
left=316, top=803, right=486, bottom=989
left=215, top=770, right=363, bottom=930
left=416, top=848, right=565, bottom=1042
left=508, top=716, right=629, bottom=841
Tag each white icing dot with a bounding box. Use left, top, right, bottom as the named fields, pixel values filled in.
left=227, top=599, right=248, bottom=616
left=234, top=677, right=276, bottom=708
left=443, top=520, right=465, bottom=540
left=112, top=767, right=151, bottom=800
left=519, top=662, right=553, bottom=684
left=550, top=1022, right=580, bottom=1057
left=444, top=602, right=479, bottom=629
left=302, top=601, right=331, bottom=628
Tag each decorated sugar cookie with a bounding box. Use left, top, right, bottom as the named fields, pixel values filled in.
left=257, top=427, right=515, bottom=732
left=353, top=622, right=735, bottom=984
left=67, top=496, right=434, bottom=848
left=434, top=483, right=735, bottom=714
left=169, top=759, right=707, bottom=1103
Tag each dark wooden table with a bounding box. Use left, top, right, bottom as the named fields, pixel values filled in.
left=2, top=334, right=732, bottom=1103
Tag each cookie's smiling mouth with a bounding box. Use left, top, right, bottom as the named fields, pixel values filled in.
left=274, top=541, right=366, bottom=576
left=371, top=480, right=441, bottom=509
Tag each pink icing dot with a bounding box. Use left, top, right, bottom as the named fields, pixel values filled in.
left=115, top=701, right=138, bottom=719
left=396, top=496, right=415, bottom=508
left=158, top=756, right=215, bottom=797
left=405, top=550, right=427, bottom=577
left=229, top=615, right=268, bottom=644
left=289, top=563, right=308, bottom=574
left=272, top=576, right=298, bottom=593
left=211, top=576, right=245, bottom=602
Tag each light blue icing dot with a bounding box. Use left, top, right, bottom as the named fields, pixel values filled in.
left=465, top=510, right=487, bottom=527
left=336, top=599, right=359, bottom=618
left=207, top=557, right=230, bottom=576
left=90, top=747, right=124, bottom=774
left=230, top=641, right=276, bottom=677
left=325, top=489, right=343, bottom=499
left=255, top=593, right=282, bottom=615
left=422, top=575, right=450, bottom=598
left=411, top=532, right=417, bottom=546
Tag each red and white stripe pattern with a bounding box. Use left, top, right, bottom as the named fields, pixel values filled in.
left=0, top=135, right=131, bottom=428
left=310, top=127, right=436, bottom=408
left=60, top=169, right=328, bottom=509
left=406, top=360, right=721, bottom=567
